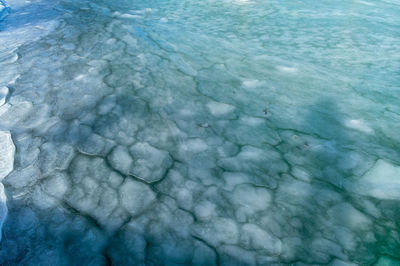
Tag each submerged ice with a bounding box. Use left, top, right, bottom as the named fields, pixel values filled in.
left=0, top=0, right=399, bottom=264
left=0, top=1, right=9, bottom=21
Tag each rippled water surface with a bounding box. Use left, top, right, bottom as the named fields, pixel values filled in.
left=0, top=0, right=400, bottom=264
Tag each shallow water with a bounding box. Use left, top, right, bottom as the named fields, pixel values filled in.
left=0, top=0, right=400, bottom=264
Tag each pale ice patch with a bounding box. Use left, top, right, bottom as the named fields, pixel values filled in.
left=240, top=223, right=282, bottom=255
left=179, top=138, right=208, bottom=153
left=327, top=202, right=371, bottom=230
left=241, top=79, right=266, bottom=88
left=192, top=217, right=239, bottom=246
left=239, top=115, right=264, bottom=126
left=113, top=11, right=142, bottom=19
left=194, top=200, right=217, bottom=220
left=277, top=65, right=298, bottom=73
left=74, top=74, right=86, bottom=81
left=357, top=0, right=375, bottom=6
left=229, top=0, right=252, bottom=5
left=119, top=179, right=156, bottom=216
left=206, top=101, right=235, bottom=117
left=129, top=142, right=173, bottom=183
left=108, top=146, right=133, bottom=175
left=348, top=159, right=400, bottom=200
left=344, top=119, right=373, bottom=134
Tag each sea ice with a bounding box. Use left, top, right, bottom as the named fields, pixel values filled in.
left=0, top=0, right=399, bottom=264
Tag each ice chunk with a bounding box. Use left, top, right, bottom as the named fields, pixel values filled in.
left=280, top=237, right=305, bottom=262
left=97, top=94, right=116, bottom=115
left=218, top=145, right=287, bottom=177
left=179, top=138, right=208, bottom=153
left=241, top=79, right=266, bottom=88
left=331, top=226, right=358, bottom=251
left=39, top=142, right=74, bottom=175
left=4, top=164, right=40, bottom=189
left=310, top=238, right=347, bottom=262
left=77, top=132, right=107, bottom=156
left=277, top=65, right=298, bottom=73
left=229, top=184, right=272, bottom=217
left=108, top=146, right=133, bottom=175
left=0, top=131, right=15, bottom=181
left=328, top=202, right=371, bottom=230
left=119, top=179, right=156, bottom=216
left=31, top=172, right=70, bottom=209
left=176, top=186, right=193, bottom=210
left=223, top=116, right=281, bottom=146
left=348, top=159, right=400, bottom=200
left=129, top=142, right=172, bottom=183
left=41, top=172, right=70, bottom=198
left=192, top=217, right=239, bottom=246
left=222, top=172, right=252, bottom=190
left=108, top=172, right=124, bottom=189
left=240, top=223, right=282, bottom=255
left=206, top=101, right=235, bottom=117
left=14, top=134, right=42, bottom=169
left=194, top=200, right=217, bottom=220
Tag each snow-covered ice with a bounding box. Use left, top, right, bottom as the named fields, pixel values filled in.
left=0, top=0, right=399, bottom=264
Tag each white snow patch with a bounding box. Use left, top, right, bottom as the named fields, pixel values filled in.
left=344, top=119, right=373, bottom=134
left=0, top=131, right=14, bottom=242
left=0, top=131, right=14, bottom=181
left=241, top=79, right=265, bottom=88
left=0, top=86, right=8, bottom=107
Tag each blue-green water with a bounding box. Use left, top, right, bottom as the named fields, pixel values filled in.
left=0, top=0, right=399, bottom=264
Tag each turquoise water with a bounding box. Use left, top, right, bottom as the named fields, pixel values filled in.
left=0, top=0, right=400, bottom=264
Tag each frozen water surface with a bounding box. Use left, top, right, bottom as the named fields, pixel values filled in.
left=0, top=0, right=399, bottom=264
